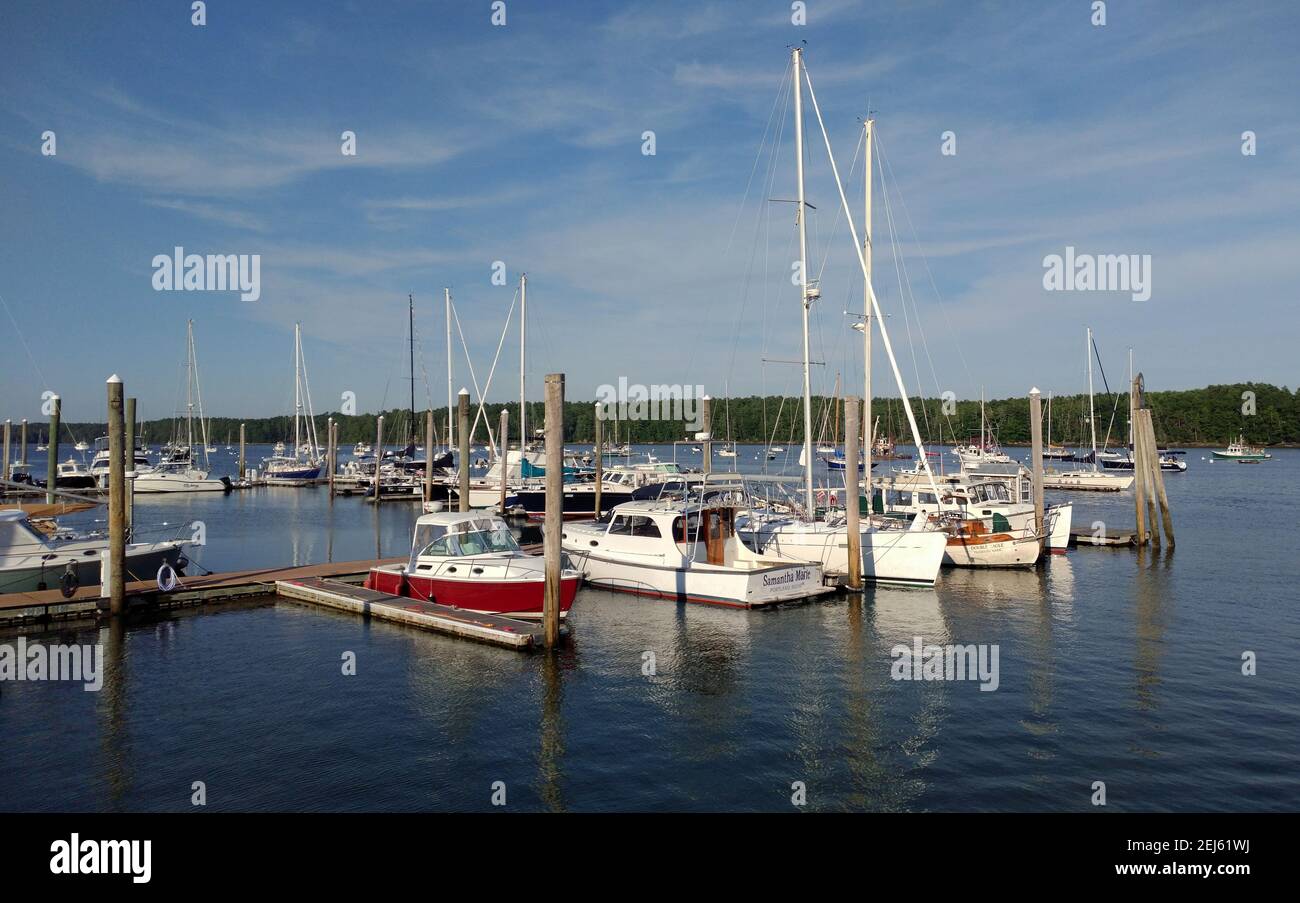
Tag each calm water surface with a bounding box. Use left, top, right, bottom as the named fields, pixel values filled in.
left=3, top=445, right=1297, bottom=811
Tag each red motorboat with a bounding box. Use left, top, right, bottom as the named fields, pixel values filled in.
left=366, top=511, right=580, bottom=619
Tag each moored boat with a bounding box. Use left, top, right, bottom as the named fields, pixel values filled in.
left=366, top=511, right=579, bottom=619
left=1212, top=434, right=1270, bottom=461
left=563, top=498, right=833, bottom=607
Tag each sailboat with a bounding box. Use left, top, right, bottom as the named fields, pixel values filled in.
left=1042, top=392, right=1073, bottom=460
left=1041, top=329, right=1134, bottom=492
left=134, top=321, right=231, bottom=493
left=738, top=52, right=947, bottom=586
left=263, top=323, right=323, bottom=483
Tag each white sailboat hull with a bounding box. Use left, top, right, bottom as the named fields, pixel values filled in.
left=1041, top=471, right=1133, bottom=492
left=742, top=518, right=947, bottom=586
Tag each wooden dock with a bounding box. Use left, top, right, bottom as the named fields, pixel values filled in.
left=276, top=577, right=548, bottom=649
left=0, top=557, right=402, bottom=627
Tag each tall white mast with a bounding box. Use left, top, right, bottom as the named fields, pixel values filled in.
left=800, top=55, right=942, bottom=501
left=863, top=116, right=873, bottom=488
left=519, top=272, right=527, bottom=450
left=1087, top=326, right=1098, bottom=472
left=445, top=287, right=453, bottom=448
left=186, top=320, right=195, bottom=456
left=793, top=46, right=815, bottom=516
left=294, top=323, right=302, bottom=458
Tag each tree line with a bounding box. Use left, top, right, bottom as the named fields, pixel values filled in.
left=42, top=382, right=1297, bottom=449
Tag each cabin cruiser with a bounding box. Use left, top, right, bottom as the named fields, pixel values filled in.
left=89, top=437, right=153, bottom=486
left=40, top=457, right=96, bottom=490
left=133, top=458, right=231, bottom=493
left=512, top=462, right=703, bottom=520
left=871, top=474, right=1049, bottom=566
left=0, top=508, right=189, bottom=594
left=562, top=497, right=832, bottom=608
left=366, top=511, right=579, bottom=619
left=880, top=460, right=1073, bottom=554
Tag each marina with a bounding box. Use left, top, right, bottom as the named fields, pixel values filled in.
left=1, top=1, right=1297, bottom=839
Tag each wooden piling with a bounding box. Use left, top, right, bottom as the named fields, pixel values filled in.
left=543, top=373, right=564, bottom=649
left=843, top=396, right=862, bottom=589
left=426, top=409, right=436, bottom=505
left=1029, top=387, right=1044, bottom=548
left=457, top=389, right=470, bottom=512
left=45, top=394, right=60, bottom=505
left=1141, top=408, right=1175, bottom=546
left=238, top=423, right=246, bottom=481
left=19, top=418, right=27, bottom=465
left=327, top=419, right=337, bottom=492
left=125, top=397, right=136, bottom=539
left=498, top=408, right=509, bottom=514
left=1132, top=376, right=1147, bottom=544
left=375, top=415, right=385, bottom=501
left=2, top=419, right=10, bottom=484
left=593, top=402, right=603, bottom=520
left=701, top=394, right=712, bottom=475
left=106, top=376, right=126, bottom=616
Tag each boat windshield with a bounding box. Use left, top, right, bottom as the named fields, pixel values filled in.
left=409, top=518, right=519, bottom=567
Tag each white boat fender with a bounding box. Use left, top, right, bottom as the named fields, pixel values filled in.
left=157, top=563, right=179, bottom=593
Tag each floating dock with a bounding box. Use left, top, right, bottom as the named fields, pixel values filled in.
left=0, top=557, right=402, bottom=627
left=1069, top=529, right=1138, bottom=547
left=275, top=577, right=549, bottom=649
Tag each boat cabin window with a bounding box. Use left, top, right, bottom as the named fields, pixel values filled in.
left=917, top=492, right=938, bottom=505
left=607, top=514, right=661, bottom=538
left=886, top=489, right=913, bottom=507
left=670, top=513, right=701, bottom=542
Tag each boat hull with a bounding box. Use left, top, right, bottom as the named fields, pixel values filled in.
left=744, top=520, right=947, bottom=586
left=1, top=543, right=188, bottom=595
left=366, top=565, right=577, bottom=619
left=573, top=551, right=829, bottom=608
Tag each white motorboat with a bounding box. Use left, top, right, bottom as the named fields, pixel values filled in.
left=0, top=508, right=189, bottom=595
left=562, top=498, right=833, bottom=608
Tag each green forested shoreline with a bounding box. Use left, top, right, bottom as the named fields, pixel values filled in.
left=37, top=382, right=1297, bottom=449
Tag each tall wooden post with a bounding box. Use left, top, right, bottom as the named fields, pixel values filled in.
left=2, top=419, right=10, bottom=483
left=701, top=394, right=712, bottom=475
left=125, top=397, right=136, bottom=539
left=1139, top=406, right=1160, bottom=548
left=45, top=394, right=60, bottom=504
left=327, top=419, right=336, bottom=492
left=1141, top=409, right=1174, bottom=547
left=1132, top=376, right=1147, bottom=544
left=457, top=389, right=471, bottom=511
left=106, top=376, right=126, bottom=616
left=543, top=373, right=564, bottom=648
left=593, top=402, right=603, bottom=519
left=497, top=408, right=510, bottom=514
left=425, top=409, right=436, bottom=504
left=19, top=418, right=27, bottom=465
left=1029, top=387, right=1044, bottom=549
left=374, top=415, right=385, bottom=502
left=843, top=396, right=862, bottom=589
left=238, top=423, right=246, bottom=481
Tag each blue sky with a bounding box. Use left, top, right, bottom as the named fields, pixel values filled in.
left=1, top=0, right=1297, bottom=423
